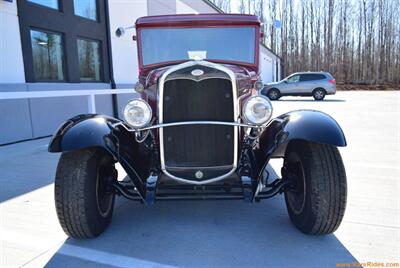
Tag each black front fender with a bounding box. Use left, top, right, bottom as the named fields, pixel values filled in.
left=48, top=114, right=121, bottom=153
left=48, top=114, right=152, bottom=200
left=257, top=110, right=346, bottom=162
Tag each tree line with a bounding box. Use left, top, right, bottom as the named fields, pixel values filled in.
left=211, top=0, right=400, bottom=84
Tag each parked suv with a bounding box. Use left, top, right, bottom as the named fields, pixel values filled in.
left=262, top=72, right=336, bottom=100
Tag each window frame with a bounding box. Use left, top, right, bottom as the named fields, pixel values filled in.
left=300, top=73, right=326, bottom=82
left=77, top=37, right=104, bottom=82
left=27, top=0, right=62, bottom=11
left=18, top=0, right=110, bottom=83
left=73, top=0, right=100, bottom=22
left=286, top=74, right=300, bottom=83
left=314, top=74, right=327, bottom=80
left=29, top=27, right=67, bottom=82
left=139, top=26, right=257, bottom=67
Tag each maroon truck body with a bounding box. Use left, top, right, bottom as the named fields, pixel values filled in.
left=135, top=14, right=261, bottom=124
left=135, top=14, right=261, bottom=76
left=48, top=14, right=347, bottom=239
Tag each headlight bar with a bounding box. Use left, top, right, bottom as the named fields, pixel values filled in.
left=112, top=120, right=268, bottom=132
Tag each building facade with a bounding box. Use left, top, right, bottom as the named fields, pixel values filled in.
left=0, top=0, right=281, bottom=145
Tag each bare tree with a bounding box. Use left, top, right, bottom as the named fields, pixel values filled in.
left=210, top=0, right=400, bottom=85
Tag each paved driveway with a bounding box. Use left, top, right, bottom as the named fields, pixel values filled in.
left=1, top=91, right=399, bottom=267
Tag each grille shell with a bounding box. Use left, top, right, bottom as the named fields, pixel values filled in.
left=158, top=61, right=239, bottom=184
left=163, top=78, right=234, bottom=171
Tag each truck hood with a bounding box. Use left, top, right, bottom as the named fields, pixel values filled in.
left=141, top=61, right=257, bottom=89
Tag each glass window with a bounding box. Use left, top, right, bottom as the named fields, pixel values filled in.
left=74, top=0, right=98, bottom=20
left=287, top=75, right=300, bottom=83
left=300, top=74, right=326, bottom=81
left=140, top=27, right=256, bottom=66
left=30, top=30, right=64, bottom=81
left=77, top=39, right=102, bottom=81
left=300, top=74, right=312, bottom=81
left=29, top=0, right=59, bottom=9
left=314, top=74, right=326, bottom=80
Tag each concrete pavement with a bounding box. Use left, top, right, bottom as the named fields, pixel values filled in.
left=0, top=91, right=399, bottom=267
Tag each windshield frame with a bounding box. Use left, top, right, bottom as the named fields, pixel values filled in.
left=136, top=25, right=260, bottom=73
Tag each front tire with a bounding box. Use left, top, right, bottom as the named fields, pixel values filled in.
left=55, top=148, right=117, bottom=238
left=283, top=140, right=347, bottom=235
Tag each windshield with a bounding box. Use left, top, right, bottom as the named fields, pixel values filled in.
left=140, top=27, right=256, bottom=66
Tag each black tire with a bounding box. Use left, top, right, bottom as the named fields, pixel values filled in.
left=313, top=88, right=326, bottom=100
left=55, top=148, right=117, bottom=238
left=283, top=140, right=347, bottom=235
left=267, top=88, right=281, bottom=100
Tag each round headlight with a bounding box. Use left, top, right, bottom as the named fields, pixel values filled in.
left=123, top=99, right=152, bottom=128
left=134, top=82, right=145, bottom=93
left=243, top=95, right=273, bottom=125
left=254, top=80, right=264, bottom=90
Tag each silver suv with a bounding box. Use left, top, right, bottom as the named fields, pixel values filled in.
left=262, top=72, right=336, bottom=100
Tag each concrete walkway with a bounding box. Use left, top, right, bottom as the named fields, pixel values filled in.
left=0, top=91, right=399, bottom=267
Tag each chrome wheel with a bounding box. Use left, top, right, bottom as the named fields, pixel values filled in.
left=267, top=89, right=280, bottom=100
left=313, top=89, right=325, bottom=100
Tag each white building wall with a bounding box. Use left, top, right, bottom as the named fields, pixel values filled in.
left=260, top=46, right=280, bottom=83
left=0, top=1, right=25, bottom=83
left=148, top=0, right=176, bottom=15
left=108, top=0, right=148, bottom=85
left=176, top=0, right=198, bottom=13
left=260, top=52, right=274, bottom=83
left=0, top=0, right=279, bottom=86
left=0, top=0, right=280, bottom=144
left=107, top=0, right=279, bottom=85
left=177, top=0, right=216, bottom=13
left=180, top=0, right=218, bottom=14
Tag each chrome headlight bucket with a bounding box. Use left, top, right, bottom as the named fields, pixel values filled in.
left=242, top=95, right=273, bottom=126
left=123, top=99, right=152, bottom=128
left=254, top=80, right=264, bottom=90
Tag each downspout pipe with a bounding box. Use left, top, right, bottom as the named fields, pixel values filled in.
left=104, top=0, right=119, bottom=118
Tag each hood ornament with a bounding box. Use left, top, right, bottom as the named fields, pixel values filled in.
left=188, top=51, right=207, bottom=61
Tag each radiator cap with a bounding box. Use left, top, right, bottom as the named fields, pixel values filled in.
left=195, top=170, right=204, bottom=179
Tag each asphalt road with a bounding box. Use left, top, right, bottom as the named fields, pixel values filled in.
left=1, top=91, right=399, bottom=268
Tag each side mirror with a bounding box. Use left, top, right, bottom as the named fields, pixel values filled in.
left=115, top=27, right=125, bottom=37
left=284, top=80, right=288, bottom=83
left=115, top=26, right=136, bottom=41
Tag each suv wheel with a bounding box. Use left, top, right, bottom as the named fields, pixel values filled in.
left=54, top=148, right=117, bottom=238
left=283, top=140, right=347, bottom=235
left=267, top=88, right=281, bottom=100
left=313, top=88, right=326, bottom=100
